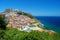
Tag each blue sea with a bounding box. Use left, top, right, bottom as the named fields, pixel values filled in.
left=35, top=16, right=60, bottom=33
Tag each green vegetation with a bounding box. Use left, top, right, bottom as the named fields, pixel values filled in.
left=0, top=28, right=60, bottom=40
left=0, top=15, right=7, bottom=30
left=17, top=12, right=35, bottom=19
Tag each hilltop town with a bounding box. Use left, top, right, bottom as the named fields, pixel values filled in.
left=0, top=9, right=57, bottom=40
left=0, top=9, right=44, bottom=32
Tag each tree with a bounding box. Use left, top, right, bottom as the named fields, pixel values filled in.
left=0, top=15, right=7, bottom=30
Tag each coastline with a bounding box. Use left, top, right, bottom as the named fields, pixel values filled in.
left=35, top=16, right=60, bottom=33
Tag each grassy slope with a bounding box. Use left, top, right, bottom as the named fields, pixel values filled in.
left=0, top=28, right=60, bottom=40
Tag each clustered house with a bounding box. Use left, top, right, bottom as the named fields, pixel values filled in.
left=1, top=9, right=44, bottom=32
left=2, top=10, right=36, bottom=32
left=0, top=9, right=55, bottom=33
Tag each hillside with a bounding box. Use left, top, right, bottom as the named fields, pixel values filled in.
left=0, top=28, right=60, bottom=40
left=0, top=9, right=44, bottom=32
left=0, top=9, right=60, bottom=40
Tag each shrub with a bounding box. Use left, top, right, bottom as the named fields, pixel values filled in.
left=0, top=28, right=60, bottom=40
left=0, top=15, right=7, bottom=30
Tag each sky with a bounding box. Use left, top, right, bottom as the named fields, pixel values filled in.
left=0, top=0, right=60, bottom=16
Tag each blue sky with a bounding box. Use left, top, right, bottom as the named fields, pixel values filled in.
left=0, top=0, right=60, bottom=16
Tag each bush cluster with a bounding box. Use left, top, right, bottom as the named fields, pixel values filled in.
left=0, top=15, right=7, bottom=30
left=0, top=28, right=60, bottom=40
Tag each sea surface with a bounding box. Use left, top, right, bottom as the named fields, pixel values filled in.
left=35, top=16, right=60, bottom=33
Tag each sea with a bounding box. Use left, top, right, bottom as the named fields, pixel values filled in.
left=35, top=16, right=60, bottom=33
